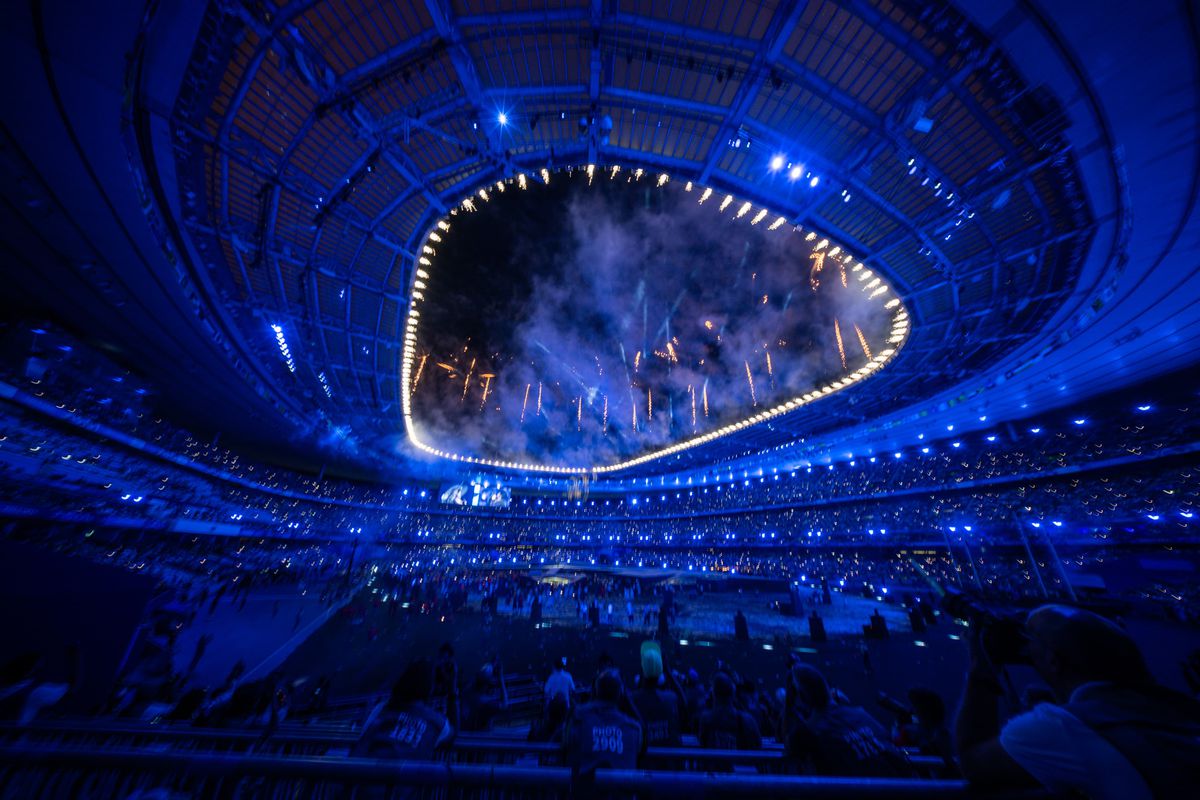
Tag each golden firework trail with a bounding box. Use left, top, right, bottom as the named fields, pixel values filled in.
left=690, top=385, right=697, bottom=428
left=703, top=382, right=709, bottom=417
left=631, top=400, right=637, bottom=431
left=809, top=251, right=826, bottom=291
left=647, top=389, right=653, bottom=419
left=577, top=395, right=582, bottom=429
left=839, top=258, right=848, bottom=288
left=834, top=319, right=847, bottom=370
left=633, top=351, right=641, bottom=372
left=536, top=382, right=543, bottom=416
left=745, top=360, right=757, bottom=406
left=411, top=353, right=428, bottom=395
left=602, top=395, right=608, bottom=432
left=665, top=341, right=678, bottom=363
left=480, top=374, right=493, bottom=409
left=521, top=383, right=531, bottom=423
left=766, top=351, right=774, bottom=377
left=854, top=324, right=873, bottom=360
left=460, top=358, right=476, bottom=402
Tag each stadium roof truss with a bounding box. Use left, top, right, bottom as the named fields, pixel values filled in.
left=152, top=0, right=1094, bottom=477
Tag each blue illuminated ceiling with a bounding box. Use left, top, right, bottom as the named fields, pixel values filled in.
left=1, top=0, right=1196, bottom=482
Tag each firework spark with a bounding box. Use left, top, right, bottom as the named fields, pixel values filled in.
left=703, top=381, right=709, bottom=417
left=745, top=360, right=757, bottom=406
left=834, top=319, right=847, bottom=369
left=690, top=385, right=697, bottom=429
left=536, top=382, right=543, bottom=416
left=521, top=383, right=530, bottom=423
left=577, top=395, right=582, bottom=429
left=766, top=351, right=773, bottom=377
left=809, top=251, right=826, bottom=291
left=411, top=353, right=428, bottom=395
left=480, top=374, right=493, bottom=409
left=460, top=357, right=476, bottom=402
left=854, top=324, right=873, bottom=360
left=647, top=389, right=653, bottom=419
left=602, top=395, right=608, bottom=432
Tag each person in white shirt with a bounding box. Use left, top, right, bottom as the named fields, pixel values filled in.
left=545, top=658, right=576, bottom=708
left=956, top=604, right=1200, bottom=799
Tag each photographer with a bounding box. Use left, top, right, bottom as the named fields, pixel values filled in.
left=956, top=604, right=1200, bottom=798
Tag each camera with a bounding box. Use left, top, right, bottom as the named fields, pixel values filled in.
left=941, top=587, right=1032, bottom=665
left=877, top=692, right=914, bottom=725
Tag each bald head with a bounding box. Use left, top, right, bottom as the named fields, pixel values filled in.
left=1026, top=605, right=1151, bottom=690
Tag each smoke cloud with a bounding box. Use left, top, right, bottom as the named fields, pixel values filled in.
left=409, top=172, right=891, bottom=468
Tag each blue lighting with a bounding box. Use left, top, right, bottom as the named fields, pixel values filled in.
left=788, top=164, right=803, bottom=180
left=809, top=175, right=820, bottom=187
left=1030, top=427, right=1042, bottom=434
left=497, top=112, right=508, bottom=126
left=921, top=446, right=930, bottom=454
left=1136, top=404, right=1152, bottom=412
left=951, top=441, right=962, bottom=448
left=769, top=154, right=785, bottom=171
left=986, top=435, right=997, bottom=442
left=1073, top=419, right=1086, bottom=426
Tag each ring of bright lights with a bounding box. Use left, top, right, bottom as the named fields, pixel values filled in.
left=401, top=165, right=909, bottom=475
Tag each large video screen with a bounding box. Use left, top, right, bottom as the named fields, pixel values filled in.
left=440, top=477, right=511, bottom=508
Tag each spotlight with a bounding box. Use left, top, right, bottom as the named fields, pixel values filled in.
left=809, top=175, right=820, bottom=187
left=497, top=112, right=508, bottom=126
left=769, top=154, right=785, bottom=171
left=788, top=165, right=803, bottom=180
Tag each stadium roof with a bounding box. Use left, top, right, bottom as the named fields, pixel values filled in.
left=1, top=0, right=1197, bottom=483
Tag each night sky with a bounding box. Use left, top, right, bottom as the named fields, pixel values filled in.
left=409, top=169, right=893, bottom=468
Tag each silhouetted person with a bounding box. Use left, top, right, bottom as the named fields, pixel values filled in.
left=785, top=664, right=907, bottom=776
left=734, top=609, right=750, bottom=641
left=698, top=672, right=762, bottom=751
left=629, top=641, right=682, bottom=747
left=565, top=669, right=641, bottom=797
left=956, top=605, right=1200, bottom=798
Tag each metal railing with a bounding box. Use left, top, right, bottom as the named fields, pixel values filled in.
left=0, top=744, right=997, bottom=800
left=0, top=720, right=950, bottom=776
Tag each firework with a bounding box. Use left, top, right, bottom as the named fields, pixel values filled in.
left=719, top=194, right=733, bottom=212
left=809, top=251, right=826, bottom=291
left=460, top=358, right=476, bottom=402
left=854, top=324, right=873, bottom=360
left=666, top=341, right=678, bottom=363
left=480, top=374, right=493, bottom=409
left=766, top=351, right=773, bottom=377
left=521, top=383, right=531, bottom=423
left=698, top=187, right=712, bottom=204
left=633, top=351, right=641, bottom=372
left=602, top=395, right=608, bottom=432
left=648, top=389, right=653, bottom=419
left=690, top=385, right=697, bottom=428
left=736, top=201, right=752, bottom=219
left=703, top=382, right=709, bottom=417
left=745, top=360, right=757, bottom=406
left=834, top=319, right=847, bottom=370
left=577, top=395, right=582, bottom=429
left=411, top=353, right=428, bottom=395
left=537, top=382, right=543, bottom=416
